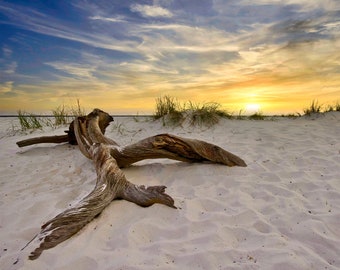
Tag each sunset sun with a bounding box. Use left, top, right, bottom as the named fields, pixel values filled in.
left=245, top=103, right=261, bottom=114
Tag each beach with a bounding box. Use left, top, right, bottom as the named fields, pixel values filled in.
left=0, top=112, right=339, bottom=270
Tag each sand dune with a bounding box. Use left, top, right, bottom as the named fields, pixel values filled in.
left=0, top=112, right=339, bottom=269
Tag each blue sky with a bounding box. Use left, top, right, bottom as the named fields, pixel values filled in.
left=0, top=0, right=339, bottom=114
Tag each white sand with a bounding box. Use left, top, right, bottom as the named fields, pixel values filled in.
left=0, top=113, right=339, bottom=270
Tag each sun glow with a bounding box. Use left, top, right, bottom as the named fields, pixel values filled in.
left=245, top=103, right=261, bottom=114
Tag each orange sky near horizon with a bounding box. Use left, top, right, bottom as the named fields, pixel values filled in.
left=1, top=52, right=338, bottom=115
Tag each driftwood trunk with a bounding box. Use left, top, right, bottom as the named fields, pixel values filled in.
left=18, top=109, right=246, bottom=260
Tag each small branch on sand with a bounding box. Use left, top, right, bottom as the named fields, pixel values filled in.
left=16, top=134, right=69, bottom=147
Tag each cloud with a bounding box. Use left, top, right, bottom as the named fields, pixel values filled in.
left=240, top=0, right=339, bottom=12
left=3, top=61, right=17, bottom=74
left=130, top=4, right=173, bottom=18
left=0, top=2, right=138, bottom=53
left=44, top=62, right=97, bottom=79
left=0, top=81, right=13, bottom=94
left=89, top=15, right=126, bottom=23
left=2, top=46, right=12, bottom=57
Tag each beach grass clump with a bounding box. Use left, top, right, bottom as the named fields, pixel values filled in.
left=335, top=102, right=340, bottom=111
left=186, top=101, right=230, bottom=126
left=303, top=100, right=322, bottom=116
left=248, top=111, right=265, bottom=120
left=52, top=105, right=69, bottom=126
left=154, top=95, right=182, bottom=118
left=52, top=100, right=86, bottom=126
left=69, top=99, right=86, bottom=118
left=17, top=100, right=86, bottom=130
left=153, top=95, right=231, bottom=127
left=153, top=95, right=184, bottom=126
left=17, top=110, right=43, bottom=131
left=325, top=105, right=334, bottom=112
left=325, top=101, right=340, bottom=112
left=285, top=113, right=301, bottom=118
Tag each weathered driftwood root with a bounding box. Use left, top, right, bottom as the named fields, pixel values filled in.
left=29, top=142, right=175, bottom=259
left=27, top=109, right=246, bottom=260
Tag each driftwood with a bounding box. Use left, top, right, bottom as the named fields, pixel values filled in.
left=17, top=109, right=246, bottom=260
left=16, top=134, right=69, bottom=147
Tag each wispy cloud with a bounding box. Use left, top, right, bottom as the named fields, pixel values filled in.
left=130, top=4, right=173, bottom=18
left=0, top=81, right=13, bottom=94
left=2, top=46, right=12, bottom=57
left=89, top=15, right=126, bottom=23
left=44, top=62, right=97, bottom=79
left=3, top=61, right=17, bottom=74
left=0, top=2, right=137, bottom=53
left=241, top=0, right=339, bottom=12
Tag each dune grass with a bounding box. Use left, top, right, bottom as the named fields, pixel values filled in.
left=248, top=112, right=265, bottom=120
left=17, top=100, right=86, bottom=131
left=52, top=105, right=69, bottom=126
left=186, top=101, right=232, bottom=126
left=153, top=95, right=272, bottom=126
left=153, top=95, right=184, bottom=126
left=153, top=95, right=231, bottom=126
left=15, top=98, right=340, bottom=131
left=154, top=96, right=340, bottom=126
left=154, top=95, right=182, bottom=119
left=303, top=100, right=340, bottom=116
left=303, top=100, right=322, bottom=115
left=324, top=101, right=340, bottom=113
left=17, top=110, right=43, bottom=131
left=52, top=99, right=85, bottom=126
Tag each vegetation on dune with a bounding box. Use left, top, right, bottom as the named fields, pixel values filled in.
left=14, top=97, right=340, bottom=131
left=17, top=110, right=43, bottom=131
left=303, top=100, right=322, bottom=116
left=153, top=95, right=184, bottom=126
left=17, top=99, right=86, bottom=131
left=248, top=112, right=265, bottom=120
left=52, top=105, right=69, bottom=126
left=154, top=96, right=340, bottom=126
left=153, top=95, right=232, bottom=127
left=186, top=101, right=232, bottom=126
left=324, top=101, right=340, bottom=113
left=303, top=100, right=340, bottom=116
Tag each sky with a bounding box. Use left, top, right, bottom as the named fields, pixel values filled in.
left=0, top=0, right=339, bottom=115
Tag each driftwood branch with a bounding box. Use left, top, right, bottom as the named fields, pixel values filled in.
left=111, top=134, right=247, bottom=168
left=19, top=109, right=246, bottom=260
left=16, top=135, right=69, bottom=147
left=16, top=109, right=115, bottom=147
